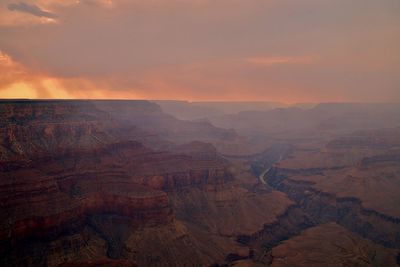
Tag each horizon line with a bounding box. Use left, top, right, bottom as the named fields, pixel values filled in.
left=1, top=98, right=400, bottom=105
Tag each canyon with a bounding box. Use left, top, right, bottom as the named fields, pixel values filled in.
left=1, top=100, right=400, bottom=266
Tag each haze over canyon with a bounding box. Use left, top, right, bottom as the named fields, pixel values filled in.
left=1, top=0, right=400, bottom=266
left=0, top=100, right=399, bottom=266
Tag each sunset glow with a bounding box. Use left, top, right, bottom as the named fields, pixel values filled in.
left=1, top=2, right=400, bottom=265
left=0, top=0, right=399, bottom=102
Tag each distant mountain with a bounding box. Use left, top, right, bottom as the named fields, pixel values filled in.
left=208, top=102, right=400, bottom=138
left=93, top=100, right=238, bottom=146
left=152, top=100, right=286, bottom=120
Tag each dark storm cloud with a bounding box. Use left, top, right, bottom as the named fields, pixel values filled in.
left=7, top=1, right=57, bottom=19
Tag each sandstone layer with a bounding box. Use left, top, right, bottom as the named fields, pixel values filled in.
left=0, top=100, right=292, bottom=266
left=268, top=223, right=399, bottom=267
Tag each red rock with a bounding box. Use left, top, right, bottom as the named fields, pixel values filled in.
left=58, top=259, right=138, bottom=267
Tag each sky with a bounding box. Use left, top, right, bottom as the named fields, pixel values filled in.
left=0, top=0, right=399, bottom=103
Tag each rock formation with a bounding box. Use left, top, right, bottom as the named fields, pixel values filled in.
left=0, top=100, right=291, bottom=266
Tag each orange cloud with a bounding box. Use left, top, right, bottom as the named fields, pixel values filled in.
left=244, top=56, right=315, bottom=67
left=0, top=47, right=398, bottom=103
left=0, top=50, right=67, bottom=98
left=0, top=50, right=145, bottom=100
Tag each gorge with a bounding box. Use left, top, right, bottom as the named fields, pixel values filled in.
left=0, top=100, right=399, bottom=266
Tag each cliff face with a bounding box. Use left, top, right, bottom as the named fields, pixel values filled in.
left=94, top=100, right=238, bottom=145
left=268, top=223, right=399, bottom=267
left=215, top=128, right=400, bottom=266
left=252, top=128, right=400, bottom=260
left=274, top=128, right=400, bottom=219
left=4, top=100, right=400, bottom=266
left=0, top=101, right=114, bottom=161
left=0, top=100, right=236, bottom=266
